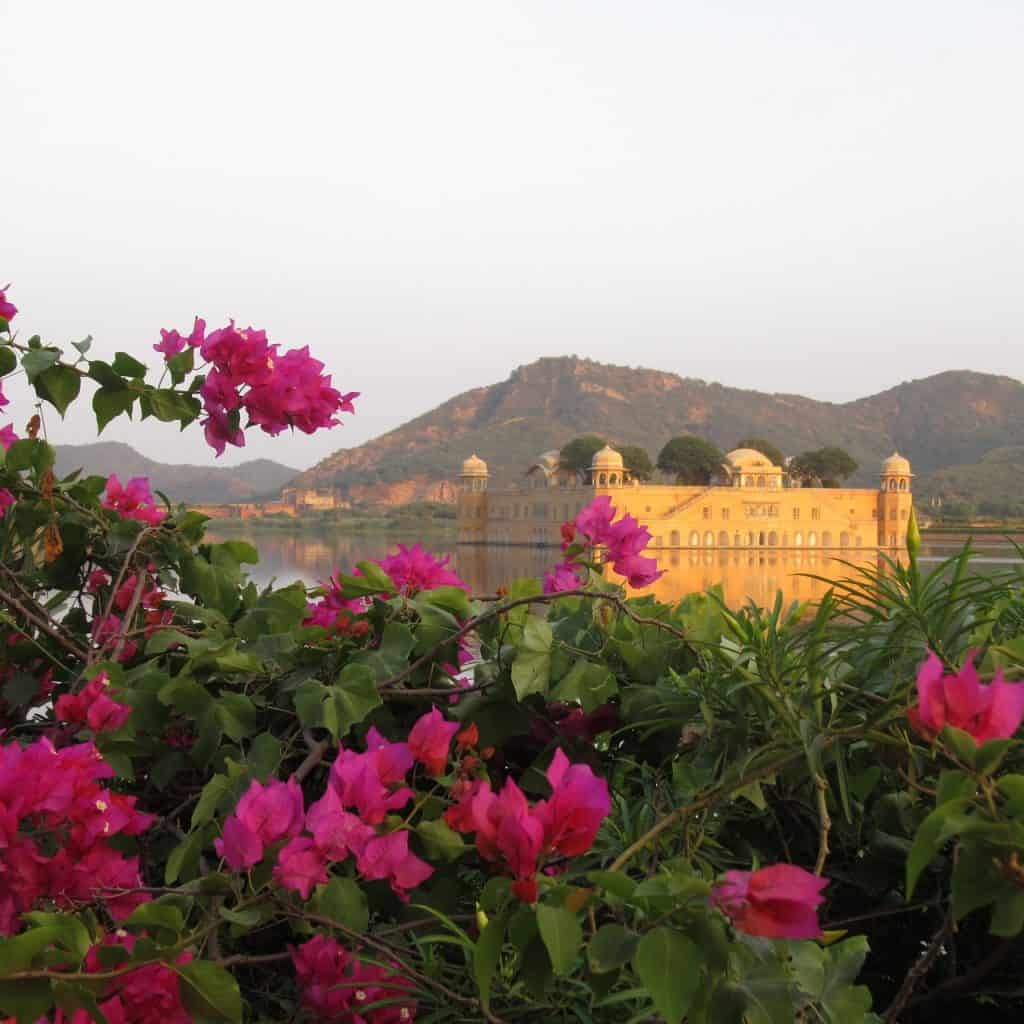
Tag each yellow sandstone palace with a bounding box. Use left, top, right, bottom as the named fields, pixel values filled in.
left=456, top=446, right=913, bottom=550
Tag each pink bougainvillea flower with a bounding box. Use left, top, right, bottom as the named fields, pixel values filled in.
left=233, top=777, right=305, bottom=846
left=86, top=568, right=111, bottom=592
left=355, top=829, right=433, bottom=900
left=575, top=495, right=616, bottom=546
left=0, top=424, right=17, bottom=450
left=292, top=934, right=417, bottom=1023
left=908, top=650, right=1024, bottom=745
left=101, top=474, right=166, bottom=525
left=375, top=543, right=468, bottom=595
left=154, top=315, right=206, bottom=358
left=214, top=814, right=264, bottom=870
left=542, top=560, right=585, bottom=594
left=0, top=290, right=17, bottom=323
left=609, top=551, right=663, bottom=588
left=0, top=489, right=13, bottom=519
left=711, top=864, right=827, bottom=939
left=534, top=748, right=612, bottom=857
left=54, top=671, right=132, bottom=734
left=407, top=707, right=459, bottom=776
left=274, top=836, right=330, bottom=899
left=305, top=786, right=375, bottom=862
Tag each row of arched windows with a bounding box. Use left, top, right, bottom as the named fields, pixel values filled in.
left=657, top=530, right=863, bottom=549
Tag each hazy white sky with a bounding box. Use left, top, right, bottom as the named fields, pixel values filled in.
left=3, top=1, right=1022, bottom=470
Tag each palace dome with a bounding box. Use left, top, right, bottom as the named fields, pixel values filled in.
left=590, top=445, right=625, bottom=471
left=724, top=447, right=776, bottom=469
left=460, top=453, right=489, bottom=477
left=882, top=452, right=911, bottom=476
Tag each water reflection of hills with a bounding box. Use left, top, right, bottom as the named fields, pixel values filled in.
left=208, top=528, right=880, bottom=608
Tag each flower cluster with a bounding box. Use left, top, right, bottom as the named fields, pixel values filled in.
left=102, top=474, right=166, bottom=525
left=54, top=671, right=131, bottom=734
left=0, top=738, right=153, bottom=935
left=30, top=931, right=193, bottom=1024
left=154, top=318, right=358, bottom=456
left=908, top=650, right=1024, bottom=745
left=292, top=934, right=416, bottom=1023
left=217, top=710, right=464, bottom=901
left=304, top=544, right=468, bottom=632
left=0, top=290, right=17, bottom=452
left=711, top=864, right=827, bottom=939
left=544, top=495, right=663, bottom=592
left=446, top=748, right=611, bottom=902
left=84, top=569, right=170, bottom=662
left=0, top=288, right=18, bottom=323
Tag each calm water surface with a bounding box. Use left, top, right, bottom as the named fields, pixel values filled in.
left=205, top=527, right=1023, bottom=608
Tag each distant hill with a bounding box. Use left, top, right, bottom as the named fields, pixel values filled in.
left=54, top=442, right=299, bottom=505
left=296, top=358, right=1024, bottom=507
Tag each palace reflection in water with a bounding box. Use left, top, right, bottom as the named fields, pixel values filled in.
left=207, top=528, right=884, bottom=609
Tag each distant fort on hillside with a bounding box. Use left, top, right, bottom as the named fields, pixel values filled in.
left=456, top=446, right=913, bottom=550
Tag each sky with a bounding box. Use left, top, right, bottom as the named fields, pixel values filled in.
left=2, top=1, right=1023, bottom=471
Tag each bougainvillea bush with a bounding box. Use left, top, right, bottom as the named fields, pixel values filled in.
left=1, top=290, right=1023, bottom=1023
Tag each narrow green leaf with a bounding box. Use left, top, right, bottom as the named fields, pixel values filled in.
left=474, top=910, right=507, bottom=1013
left=536, top=904, right=582, bottom=976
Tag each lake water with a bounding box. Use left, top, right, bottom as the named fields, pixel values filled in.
left=204, top=527, right=1023, bottom=608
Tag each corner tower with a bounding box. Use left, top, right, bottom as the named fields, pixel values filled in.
left=878, top=452, right=913, bottom=548
left=457, top=454, right=489, bottom=543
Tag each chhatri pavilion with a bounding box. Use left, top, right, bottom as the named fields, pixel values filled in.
left=456, top=446, right=913, bottom=550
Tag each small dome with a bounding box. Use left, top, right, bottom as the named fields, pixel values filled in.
left=590, top=445, right=625, bottom=471
left=460, top=453, right=489, bottom=476
left=725, top=447, right=775, bottom=469
left=882, top=452, right=911, bottom=476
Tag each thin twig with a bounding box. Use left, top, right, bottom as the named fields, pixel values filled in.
left=883, top=912, right=954, bottom=1022
left=814, top=773, right=832, bottom=876
left=0, top=584, right=89, bottom=661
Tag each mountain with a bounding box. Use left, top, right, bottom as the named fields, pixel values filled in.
left=54, top=442, right=299, bottom=505
left=296, top=358, right=1024, bottom=508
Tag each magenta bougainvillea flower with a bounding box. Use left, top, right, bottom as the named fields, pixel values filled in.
left=549, top=495, right=664, bottom=590
left=376, top=543, right=468, bottom=596
left=908, top=650, right=1024, bottom=745
left=101, top=474, right=166, bottom=525
left=153, top=315, right=206, bottom=358
left=445, top=747, right=610, bottom=902
left=214, top=777, right=305, bottom=870
left=407, top=706, right=460, bottom=776
left=291, top=934, right=417, bottom=1022
left=54, top=671, right=131, bottom=734
left=711, top=864, right=827, bottom=939
left=0, top=290, right=16, bottom=322
left=0, top=424, right=17, bottom=450
left=0, top=488, right=13, bottom=519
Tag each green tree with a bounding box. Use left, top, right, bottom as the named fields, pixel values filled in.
left=559, top=434, right=606, bottom=478
left=656, top=435, right=724, bottom=484
left=790, top=446, right=859, bottom=487
left=618, top=443, right=654, bottom=481
left=736, top=437, right=786, bottom=468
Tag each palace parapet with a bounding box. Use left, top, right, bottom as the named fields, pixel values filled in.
left=456, top=446, right=913, bottom=550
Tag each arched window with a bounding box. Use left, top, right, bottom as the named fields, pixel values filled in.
left=689, top=530, right=700, bottom=547
left=794, top=531, right=803, bottom=546
left=758, top=531, right=766, bottom=546
left=757, top=475, right=766, bottom=488
left=899, top=479, right=907, bottom=491
left=855, top=535, right=862, bottom=547
left=889, top=479, right=898, bottom=491
left=670, top=530, right=681, bottom=547
left=747, top=531, right=756, bottom=546
left=598, top=473, right=607, bottom=486
left=808, top=531, right=818, bottom=547
left=609, top=473, right=618, bottom=486
left=718, top=530, right=729, bottom=547
left=734, top=532, right=742, bottom=547
left=840, top=531, right=850, bottom=546
left=768, top=530, right=778, bottom=546
left=704, top=531, right=714, bottom=547
left=822, top=531, right=832, bottom=547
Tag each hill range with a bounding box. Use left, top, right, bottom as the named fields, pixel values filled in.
left=295, top=358, right=1024, bottom=511
left=53, top=442, right=298, bottom=506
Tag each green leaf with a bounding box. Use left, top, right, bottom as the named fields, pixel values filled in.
left=941, top=725, right=977, bottom=768
left=315, top=877, right=369, bottom=933
left=906, top=798, right=972, bottom=898
left=419, top=585, right=472, bottom=620
left=0, top=979, right=53, bottom=1023
left=175, top=960, right=243, bottom=1023
left=417, top=818, right=467, bottom=861
left=147, top=388, right=201, bottom=425
left=20, top=347, right=59, bottom=382
left=998, top=774, right=1024, bottom=817
left=52, top=980, right=109, bottom=1024
left=975, top=739, right=1014, bottom=777
left=511, top=617, right=553, bottom=700
left=71, top=336, right=93, bottom=356
left=549, top=659, right=618, bottom=712
left=0, top=927, right=68, bottom=975
left=633, top=928, right=701, bottom=1023
left=111, top=351, right=147, bottom=378
left=990, top=890, right=1024, bottom=936
left=536, top=904, right=582, bottom=976
left=327, top=664, right=382, bottom=738
left=354, top=560, right=395, bottom=592
left=588, top=924, right=638, bottom=974
left=125, top=903, right=184, bottom=944
left=0, top=346, right=16, bottom=376
left=34, top=365, right=81, bottom=416
left=166, top=827, right=211, bottom=885
left=474, top=910, right=507, bottom=1014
